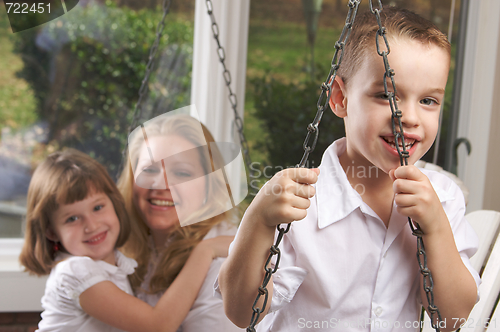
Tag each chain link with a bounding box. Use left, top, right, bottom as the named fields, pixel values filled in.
left=204, top=0, right=256, bottom=183
left=245, top=2, right=362, bottom=331
left=121, top=0, right=172, bottom=169
left=368, top=2, right=443, bottom=331
left=124, top=2, right=443, bottom=331
left=298, top=0, right=362, bottom=168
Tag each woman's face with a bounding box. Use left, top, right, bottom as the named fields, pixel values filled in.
left=132, top=135, right=207, bottom=240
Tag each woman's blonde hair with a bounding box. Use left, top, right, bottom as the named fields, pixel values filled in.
left=118, top=114, right=238, bottom=293
left=19, top=148, right=131, bottom=276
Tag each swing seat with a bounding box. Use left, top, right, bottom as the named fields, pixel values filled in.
left=422, top=210, right=500, bottom=332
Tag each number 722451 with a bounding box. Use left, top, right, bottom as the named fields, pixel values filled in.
left=5, top=2, right=51, bottom=14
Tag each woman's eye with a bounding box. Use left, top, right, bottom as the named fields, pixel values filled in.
left=174, top=170, right=192, bottom=178
left=94, top=205, right=104, bottom=211
left=143, top=166, right=160, bottom=174
left=66, top=216, right=79, bottom=223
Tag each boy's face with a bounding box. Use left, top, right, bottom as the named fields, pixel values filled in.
left=335, top=38, right=450, bottom=173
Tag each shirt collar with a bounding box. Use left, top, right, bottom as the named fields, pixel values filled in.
left=317, top=138, right=365, bottom=229
left=56, top=250, right=137, bottom=276
left=316, top=138, right=455, bottom=230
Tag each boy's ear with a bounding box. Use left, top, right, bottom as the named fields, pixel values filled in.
left=45, top=227, right=59, bottom=242
left=329, top=76, right=348, bottom=118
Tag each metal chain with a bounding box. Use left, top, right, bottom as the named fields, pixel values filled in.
left=122, top=0, right=172, bottom=167
left=204, top=0, right=256, bottom=183
left=298, top=0, right=361, bottom=168
left=245, top=2, right=362, bottom=331
left=368, top=2, right=443, bottom=331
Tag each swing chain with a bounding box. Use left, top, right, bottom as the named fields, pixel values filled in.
left=298, top=0, right=362, bottom=168
left=245, top=2, right=362, bottom=331
left=247, top=223, right=291, bottom=332
left=122, top=0, right=172, bottom=168
left=204, top=0, right=256, bottom=182
left=369, top=3, right=443, bottom=331
left=128, top=0, right=172, bottom=135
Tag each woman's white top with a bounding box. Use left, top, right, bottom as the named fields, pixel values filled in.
left=37, top=250, right=137, bottom=332
left=136, top=221, right=244, bottom=332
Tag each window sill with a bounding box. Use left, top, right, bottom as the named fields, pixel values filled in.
left=0, top=238, right=47, bottom=312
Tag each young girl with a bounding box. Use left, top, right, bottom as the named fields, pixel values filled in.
left=19, top=148, right=233, bottom=332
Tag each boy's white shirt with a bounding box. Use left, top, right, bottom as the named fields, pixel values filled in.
left=37, top=250, right=137, bottom=332
left=215, top=137, right=480, bottom=332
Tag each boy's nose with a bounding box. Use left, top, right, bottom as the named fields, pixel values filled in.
left=400, top=102, right=420, bottom=128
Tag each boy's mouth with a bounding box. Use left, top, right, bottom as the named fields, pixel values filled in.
left=382, top=136, right=416, bottom=151
left=149, top=199, right=176, bottom=207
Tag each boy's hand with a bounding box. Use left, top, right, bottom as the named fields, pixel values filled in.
left=250, top=168, right=320, bottom=229
left=389, top=165, right=447, bottom=235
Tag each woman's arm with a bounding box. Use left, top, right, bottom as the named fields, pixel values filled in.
left=80, top=236, right=233, bottom=332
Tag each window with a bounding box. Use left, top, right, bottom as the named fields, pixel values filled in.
left=0, top=0, right=195, bottom=239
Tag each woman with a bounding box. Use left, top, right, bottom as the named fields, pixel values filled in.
left=118, top=113, right=243, bottom=331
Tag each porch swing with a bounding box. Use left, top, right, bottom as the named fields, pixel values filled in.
left=124, top=1, right=485, bottom=332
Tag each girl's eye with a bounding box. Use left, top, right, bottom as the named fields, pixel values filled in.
left=66, top=216, right=79, bottom=223
left=94, top=205, right=104, bottom=211
left=421, top=98, right=439, bottom=106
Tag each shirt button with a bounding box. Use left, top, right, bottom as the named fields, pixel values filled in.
left=374, top=306, right=383, bottom=317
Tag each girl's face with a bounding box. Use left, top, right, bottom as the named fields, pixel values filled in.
left=47, top=191, right=121, bottom=265
left=132, top=135, right=207, bottom=244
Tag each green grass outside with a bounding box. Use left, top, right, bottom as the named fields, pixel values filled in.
left=244, top=20, right=342, bottom=167
left=0, top=12, right=38, bottom=131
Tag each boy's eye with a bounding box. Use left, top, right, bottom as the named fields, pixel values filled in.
left=420, top=98, right=439, bottom=106
left=375, top=92, right=393, bottom=100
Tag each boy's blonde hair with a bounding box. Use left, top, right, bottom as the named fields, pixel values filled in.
left=118, top=114, right=238, bottom=293
left=338, top=6, right=451, bottom=87
left=19, top=149, right=131, bottom=276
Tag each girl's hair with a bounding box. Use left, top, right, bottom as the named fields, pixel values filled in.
left=117, top=114, right=238, bottom=293
left=338, top=6, right=451, bottom=87
left=19, top=149, right=131, bottom=276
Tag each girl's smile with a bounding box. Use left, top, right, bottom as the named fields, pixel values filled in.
left=47, top=191, right=121, bottom=265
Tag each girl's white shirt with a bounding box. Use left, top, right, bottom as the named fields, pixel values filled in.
left=136, top=221, right=244, bottom=332
left=37, top=250, right=137, bottom=332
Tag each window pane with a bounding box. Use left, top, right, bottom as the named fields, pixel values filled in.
left=246, top=0, right=462, bottom=171
left=0, top=0, right=195, bottom=238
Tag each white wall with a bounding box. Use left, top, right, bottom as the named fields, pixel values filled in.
left=456, top=0, right=500, bottom=212
left=191, top=0, right=251, bottom=205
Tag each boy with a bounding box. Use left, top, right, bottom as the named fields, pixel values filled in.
left=217, top=7, right=480, bottom=332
